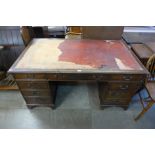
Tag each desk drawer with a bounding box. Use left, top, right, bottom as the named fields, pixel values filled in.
left=104, top=90, right=131, bottom=99
left=14, top=73, right=46, bottom=79
left=21, top=90, right=51, bottom=97
left=108, top=82, right=142, bottom=91
left=100, top=99, right=130, bottom=105
left=17, top=81, right=49, bottom=89
left=109, top=74, right=145, bottom=81
left=14, top=73, right=59, bottom=80
left=24, top=97, right=52, bottom=105
left=98, top=82, right=140, bottom=106
left=60, top=74, right=109, bottom=81
left=99, top=90, right=131, bottom=105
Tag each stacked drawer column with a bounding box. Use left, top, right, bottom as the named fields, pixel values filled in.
left=13, top=73, right=56, bottom=108
left=98, top=74, right=145, bottom=110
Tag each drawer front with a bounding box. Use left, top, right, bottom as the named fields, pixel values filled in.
left=14, top=73, right=59, bottom=80
left=98, top=82, right=139, bottom=106
left=24, top=97, right=52, bottom=105
left=100, top=99, right=130, bottom=105
left=99, top=82, right=142, bottom=93
left=46, top=74, right=60, bottom=80
left=15, top=73, right=110, bottom=81
left=103, top=90, right=131, bottom=99
left=107, top=82, right=142, bottom=91
left=99, top=90, right=131, bottom=105
left=60, top=74, right=109, bottom=81
left=21, top=90, right=51, bottom=97
left=14, top=73, right=46, bottom=79
left=109, top=74, right=146, bottom=81
left=17, top=81, right=49, bottom=89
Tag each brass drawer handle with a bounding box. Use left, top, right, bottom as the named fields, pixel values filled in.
left=119, top=85, right=129, bottom=90
left=123, top=75, right=133, bottom=81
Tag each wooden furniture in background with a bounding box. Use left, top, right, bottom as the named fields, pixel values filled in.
left=131, top=42, right=155, bottom=66
left=65, top=26, right=124, bottom=40
left=135, top=54, right=155, bottom=121
left=67, top=26, right=82, bottom=34
left=21, top=26, right=34, bottom=46
left=8, top=39, right=148, bottom=109
left=82, top=26, right=124, bottom=40
left=41, top=26, right=66, bottom=38
left=65, top=26, right=82, bottom=39
left=131, top=44, right=154, bottom=66
left=122, top=31, right=155, bottom=44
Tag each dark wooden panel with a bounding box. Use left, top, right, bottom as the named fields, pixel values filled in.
left=98, top=81, right=140, bottom=108
left=20, top=81, right=57, bottom=108
left=14, top=73, right=46, bottom=79
left=106, top=82, right=141, bottom=90
left=109, top=74, right=145, bottom=81
left=14, top=73, right=145, bottom=82
left=24, top=96, right=53, bottom=105
left=61, top=74, right=108, bottom=81
left=21, top=27, right=34, bottom=46
left=21, top=89, right=51, bottom=96
left=17, top=81, right=49, bottom=89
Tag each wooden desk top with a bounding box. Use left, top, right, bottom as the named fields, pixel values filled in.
left=9, top=39, right=147, bottom=74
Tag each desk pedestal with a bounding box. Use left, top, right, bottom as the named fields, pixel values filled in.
left=98, top=82, right=141, bottom=110
left=16, top=80, right=56, bottom=108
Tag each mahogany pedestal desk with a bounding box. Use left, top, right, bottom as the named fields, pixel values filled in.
left=8, top=39, right=148, bottom=109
